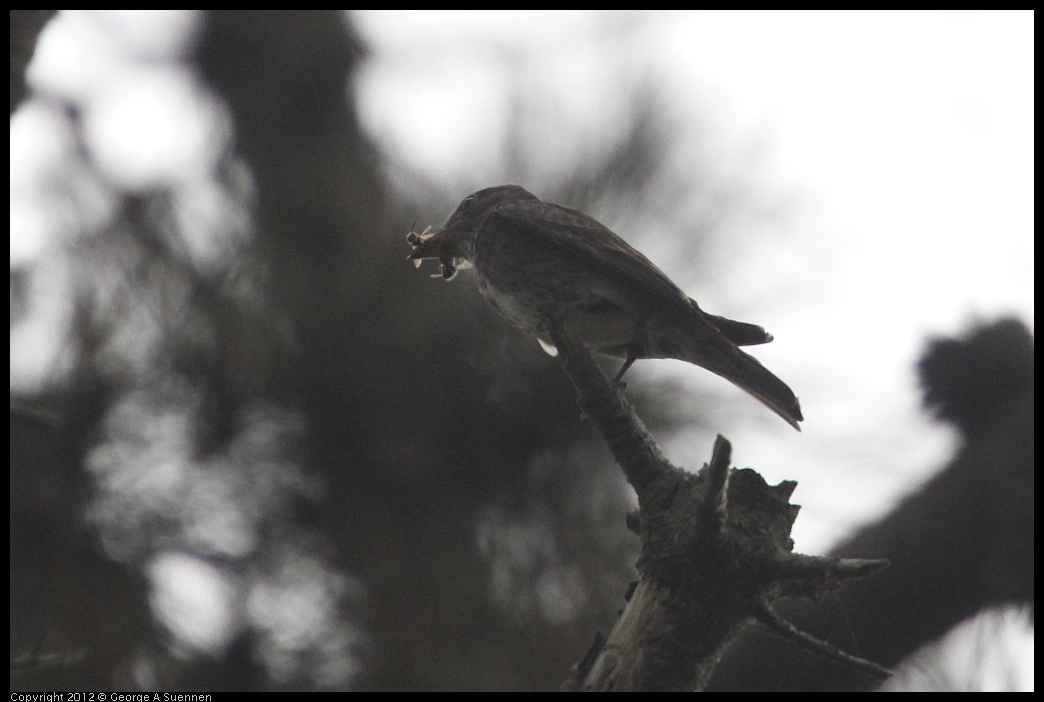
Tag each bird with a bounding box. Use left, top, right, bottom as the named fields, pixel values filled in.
left=407, top=185, right=803, bottom=430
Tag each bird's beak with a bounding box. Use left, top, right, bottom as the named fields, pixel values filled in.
left=407, top=227, right=470, bottom=279
left=406, top=225, right=442, bottom=265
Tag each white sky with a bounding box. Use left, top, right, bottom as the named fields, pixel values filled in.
left=354, top=9, right=1034, bottom=550
left=353, top=15, right=1033, bottom=687
left=11, top=11, right=1033, bottom=689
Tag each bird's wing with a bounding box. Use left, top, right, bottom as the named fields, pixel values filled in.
left=492, top=199, right=695, bottom=314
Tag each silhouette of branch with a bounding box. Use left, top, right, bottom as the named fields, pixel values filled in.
left=547, top=315, right=888, bottom=690
left=707, top=318, right=1033, bottom=691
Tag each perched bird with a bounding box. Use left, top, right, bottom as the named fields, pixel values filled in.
left=408, top=185, right=803, bottom=430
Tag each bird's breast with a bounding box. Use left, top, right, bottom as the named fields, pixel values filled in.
left=473, top=274, right=543, bottom=332
left=474, top=269, right=650, bottom=359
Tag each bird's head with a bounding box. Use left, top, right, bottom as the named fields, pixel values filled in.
left=407, top=185, right=538, bottom=279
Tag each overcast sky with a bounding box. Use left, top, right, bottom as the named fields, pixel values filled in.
left=354, top=10, right=1033, bottom=550
left=353, top=15, right=1033, bottom=687
left=11, top=11, right=1033, bottom=689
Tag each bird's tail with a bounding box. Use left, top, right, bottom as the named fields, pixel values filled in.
left=720, top=351, right=804, bottom=430
left=670, top=317, right=804, bottom=430
left=706, top=314, right=774, bottom=346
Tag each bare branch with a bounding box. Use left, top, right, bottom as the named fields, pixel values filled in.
left=546, top=316, right=889, bottom=690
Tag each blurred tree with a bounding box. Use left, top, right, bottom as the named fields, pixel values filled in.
left=10, top=11, right=1032, bottom=691
left=11, top=11, right=641, bottom=690
left=9, top=10, right=56, bottom=113
left=708, top=319, right=1033, bottom=690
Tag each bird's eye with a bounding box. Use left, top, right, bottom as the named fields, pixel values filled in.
left=462, top=195, right=476, bottom=207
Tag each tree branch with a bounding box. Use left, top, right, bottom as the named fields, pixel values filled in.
left=547, top=316, right=889, bottom=691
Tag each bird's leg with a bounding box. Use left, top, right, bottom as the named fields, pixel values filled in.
left=613, top=320, right=648, bottom=386
left=612, top=347, right=639, bottom=386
